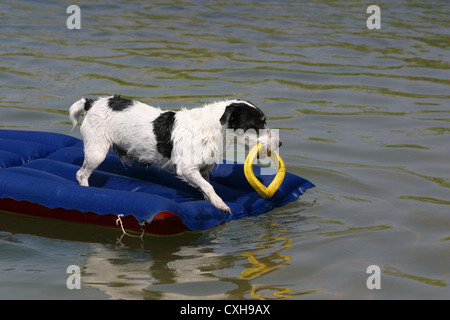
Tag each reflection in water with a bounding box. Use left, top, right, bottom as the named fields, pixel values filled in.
left=238, top=238, right=292, bottom=281
left=237, top=235, right=321, bottom=300
left=383, top=265, right=447, bottom=288
left=250, top=286, right=320, bottom=300
left=81, top=215, right=320, bottom=300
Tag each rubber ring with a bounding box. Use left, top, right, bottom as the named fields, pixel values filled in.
left=244, top=144, right=286, bottom=198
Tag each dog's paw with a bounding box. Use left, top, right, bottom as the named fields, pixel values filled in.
left=211, top=197, right=232, bottom=214
left=217, top=203, right=231, bottom=214
left=221, top=206, right=232, bottom=215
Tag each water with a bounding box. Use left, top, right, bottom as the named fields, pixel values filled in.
left=0, top=0, right=449, bottom=299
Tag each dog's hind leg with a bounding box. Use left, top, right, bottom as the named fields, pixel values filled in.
left=76, top=142, right=109, bottom=187
left=177, top=166, right=231, bottom=214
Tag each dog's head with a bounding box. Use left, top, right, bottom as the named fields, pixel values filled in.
left=220, top=100, right=282, bottom=153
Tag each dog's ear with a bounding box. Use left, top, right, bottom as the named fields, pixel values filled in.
left=219, top=103, right=238, bottom=125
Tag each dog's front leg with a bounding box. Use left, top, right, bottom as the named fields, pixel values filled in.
left=200, top=164, right=213, bottom=183
left=177, top=166, right=231, bottom=214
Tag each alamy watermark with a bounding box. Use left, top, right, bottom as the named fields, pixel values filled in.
left=63, top=3, right=380, bottom=173
left=65, top=263, right=383, bottom=291
left=66, top=265, right=81, bottom=289
left=366, top=5, right=381, bottom=29
left=171, top=128, right=281, bottom=164
left=67, top=4, right=382, bottom=31
left=366, top=264, right=381, bottom=289
left=66, top=5, right=81, bottom=30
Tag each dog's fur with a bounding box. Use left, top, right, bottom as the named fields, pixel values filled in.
left=69, top=95, right=281, bottom=213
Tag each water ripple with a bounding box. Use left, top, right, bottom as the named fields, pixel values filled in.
left=1, top=0, right=449, bottom=300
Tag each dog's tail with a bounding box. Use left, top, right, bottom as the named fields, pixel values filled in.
left=69, top=98, right=87, bottom=131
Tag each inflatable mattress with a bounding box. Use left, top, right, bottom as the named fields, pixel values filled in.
left=0, top=130, right=314, bottom=235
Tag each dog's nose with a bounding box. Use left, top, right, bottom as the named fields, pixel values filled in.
left=278, top=140, right=283, bottom=147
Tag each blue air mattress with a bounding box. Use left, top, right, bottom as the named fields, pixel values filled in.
left=0, top=130, right=314, bottom=235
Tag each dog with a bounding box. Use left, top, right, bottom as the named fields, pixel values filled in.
left=69, top=95, right=282, bottom=213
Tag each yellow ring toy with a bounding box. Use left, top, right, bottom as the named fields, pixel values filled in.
left=244, top=144, right=286, bottom=198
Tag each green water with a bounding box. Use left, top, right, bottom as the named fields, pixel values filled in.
left=0, top=0, right=449, bottom=299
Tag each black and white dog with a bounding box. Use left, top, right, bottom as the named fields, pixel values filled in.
left=69, top=95, right=282, bottom=213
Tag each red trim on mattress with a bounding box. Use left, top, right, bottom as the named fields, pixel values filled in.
left=0, top=198, right=190, bottom=236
